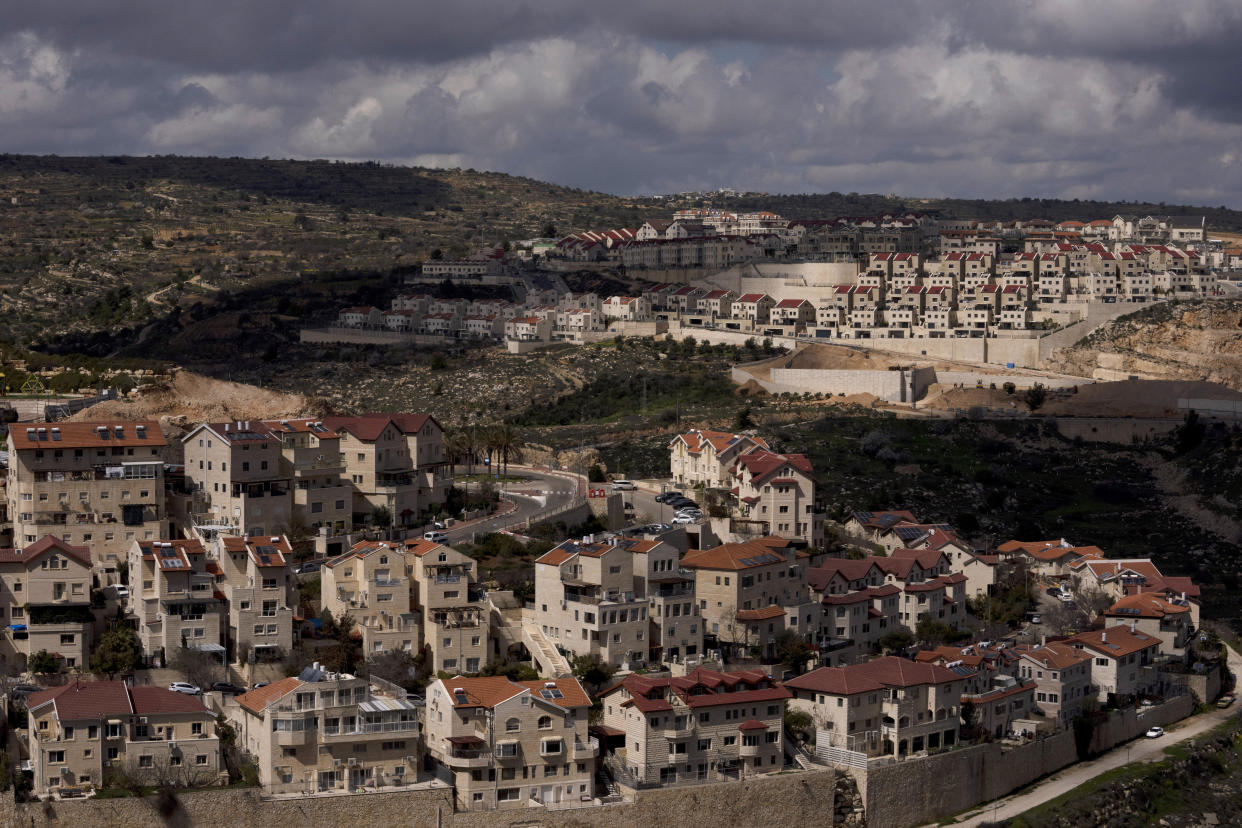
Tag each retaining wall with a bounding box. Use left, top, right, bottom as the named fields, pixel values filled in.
left=857, top=695, right=1195, bottom=828
left=1053, top=417, right=1182, bottom=444
left=1, top=767, right=842, bottom=828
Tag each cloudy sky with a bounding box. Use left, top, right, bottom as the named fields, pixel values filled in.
left=4, top=1, right=1242, bottom=205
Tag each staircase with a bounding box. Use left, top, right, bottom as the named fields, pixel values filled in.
left=522, top=623, right=573, bottom=678
left=785, top=725, right=819, bottom=770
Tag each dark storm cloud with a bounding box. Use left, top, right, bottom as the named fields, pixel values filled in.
left=1, top=2, right=1241, bottom=205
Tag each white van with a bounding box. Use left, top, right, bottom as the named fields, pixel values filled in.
left=423, top=531, right=448, bottom=543
left=611, top=479, right=636, bottom=491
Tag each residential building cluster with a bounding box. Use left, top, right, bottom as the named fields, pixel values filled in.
left=0, top=414, right=1211, bottom=809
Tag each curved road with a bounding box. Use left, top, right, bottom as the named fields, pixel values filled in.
left=444, top=468, right=581, bottom=543
left=944, top=642, right=1242, bottom=827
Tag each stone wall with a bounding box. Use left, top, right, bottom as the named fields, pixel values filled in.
left=855, top=695, right=1195, bottom=828
left=1, top=768, right=846, bottom=828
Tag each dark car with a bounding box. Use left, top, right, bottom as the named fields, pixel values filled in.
left=10, top=683, right=44, bottom=699
left=1045, top=587, right=1062, bottom=597
left=296, top=562, right=321, bottom=575
left=655, top=492, right=677, bottom=503
left=210, top=681, right=246, bottom=695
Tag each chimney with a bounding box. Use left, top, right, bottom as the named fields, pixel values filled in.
left=224, top=423, right=230, bottom=432
left=1130, top=621, right=1136, bottom=634
left=1101, top=631, right=1107, bottom=643
left=1041, top=634, right=1046, bottom=647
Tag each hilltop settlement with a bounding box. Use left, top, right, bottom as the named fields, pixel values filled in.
left=0, top=407, right=1229, bottom=827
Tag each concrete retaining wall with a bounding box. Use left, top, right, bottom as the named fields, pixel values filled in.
left=1, top=768, right=842, bottom=828
left=768, top=366, right=936, bottom=403
left=857, top=695, right=1195, bottom=828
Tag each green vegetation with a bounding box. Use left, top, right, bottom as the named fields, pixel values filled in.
left=28, top=650, right=60, bottom=675
left=1007, top=717, right=1242, bottom=828
left=90, top=615, right=141, bottom=678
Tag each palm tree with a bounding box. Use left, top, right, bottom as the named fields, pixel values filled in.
left=444, top=429, right=470, bottom=478
left=492, top=423, right=525, bottom=476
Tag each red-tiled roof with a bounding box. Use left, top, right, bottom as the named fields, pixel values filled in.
left=0, top=535, right=91, bottom=567
left=322, top=414, right=439, bottom=442
left=11, top=421, right=164, bottom=451
left=783, top=656, right=963, bottom=695
left=27, top=681, right=134, bottom=720
left=129, top=686, right=214, bottom=715
left=736, top=605, right=786, bottom=621
left=236, top=677, right=302, bottom=715
left=681, top=538, right=796, bottom=571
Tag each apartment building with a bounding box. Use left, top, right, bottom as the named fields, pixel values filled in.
left=960, top=676, right=1038, bottom=739
left=1072, top=558, right=1201, bottom=625
left=1016, top=641, right=1093, bottom=726
left=1066, top=625, right=1161, bottom=703
left=424, top=675, right=595, bottom=810
left=261, top=418, right=353, bottom=538
left=784, top=657, right=965, bottom=757
left=408, top=539, right=489, bottom=675
left=182, top=421, right=291, bottom=540
left=214, top=534, right=297, bottom=664
left=0, top=536, right=93, bottom=673
left=6, top=421, right=168, bottom=570
left=627, top=538, right=703, bottom=664
left=534, top=536, right=652, bottom=668
left=668, top=428, right=769, bottom=489
left=681, top=537, right=817, bottom=660
left=127, top=538, right=224, bottom=667
left=27, top=681, right=221, bottom=797
left=598, top=667, right=789, bottom=785
left=230, top=665, right=422, bottom=795
left=321, top=540, right=419, bottom=657
left=733, top=450, right=821, bottom=546
left=1103, top=593, right=1192, bottom=661
left=322, top=414, right=450, bottom=531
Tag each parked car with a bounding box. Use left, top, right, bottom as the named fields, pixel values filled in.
left=1145, top=726, right=1164, bottom=738
left=423, top=531, right=448, bottom=543
left=675, top=509, right=703, bottom=519
left=669, top=498, right=697, bottom=509
left=168, top=682, right=202, bottom=696
left=1045, top=587, right=1062, bottom=597
left=671, top=514, right=697, bottom=525
left=210, top=682, right=246, bottom=695
left=654, top=492, right=676, bottom=503
left=113, top=586, right=130, bottom=600
left=1217, top=694, right=1236, bottom=709
left=252, top=680, right=270, bottom=690
left=610, top=480, right=636, bottom=491
left=295, top=562, right=321, bottom=575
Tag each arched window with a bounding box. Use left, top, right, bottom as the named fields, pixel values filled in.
left=505, top=718, right=520, bottom=732
left=538, top=715, right=552, bottom=730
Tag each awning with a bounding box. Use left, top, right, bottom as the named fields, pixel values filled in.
left=446, top=735, right=485, bottom=745
left=187, top=642, right=225, bottom=653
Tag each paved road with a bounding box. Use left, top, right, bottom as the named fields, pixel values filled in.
left=444, top=468, right=580, bottom=543
left=946, top=643, right=1242, bottom=827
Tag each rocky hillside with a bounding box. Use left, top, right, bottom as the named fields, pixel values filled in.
left=1049, top=300, right=1242, bottom=389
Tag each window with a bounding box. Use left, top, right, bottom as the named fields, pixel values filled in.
left=196, top=754, right=208, bottom=765
left=107, top=747, right=119, bottom=760
left=48, top=751, right=65, bottom=763
left=191, top=722, right=203, bottom=736
left=506, top=718, right=520, bottom=732
left=538, top=715, right=552, bottom=730
left=139, top=755, right=154, bottom=768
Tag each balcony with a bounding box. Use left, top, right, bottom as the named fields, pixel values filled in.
left=738, top=741, right=761, bottom=757
left=274, top=726, right=316, bottom=747
left=661, top=721, right=694, bottom=740
left=321, top=719, right=419, bottom=741
left=571, top=737, right=599, bottom=760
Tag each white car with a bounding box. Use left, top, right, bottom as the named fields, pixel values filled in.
left=671, top=514, right=697, bottom=525
left=423, top=531, right=448, bottom=543
left=1145, top=726, right=1164, bottom=738
left=168, top=682, right=202, bottom=696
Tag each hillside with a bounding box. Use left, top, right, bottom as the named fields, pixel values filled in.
left=2, top=154, right=1242, bottom=355
left=0, top=154, right=650, bottom=348
left=1048, top=300, right=1242, bottom=389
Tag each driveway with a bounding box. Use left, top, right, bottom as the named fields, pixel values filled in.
left=944, top=643, right=1242, bottom=827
